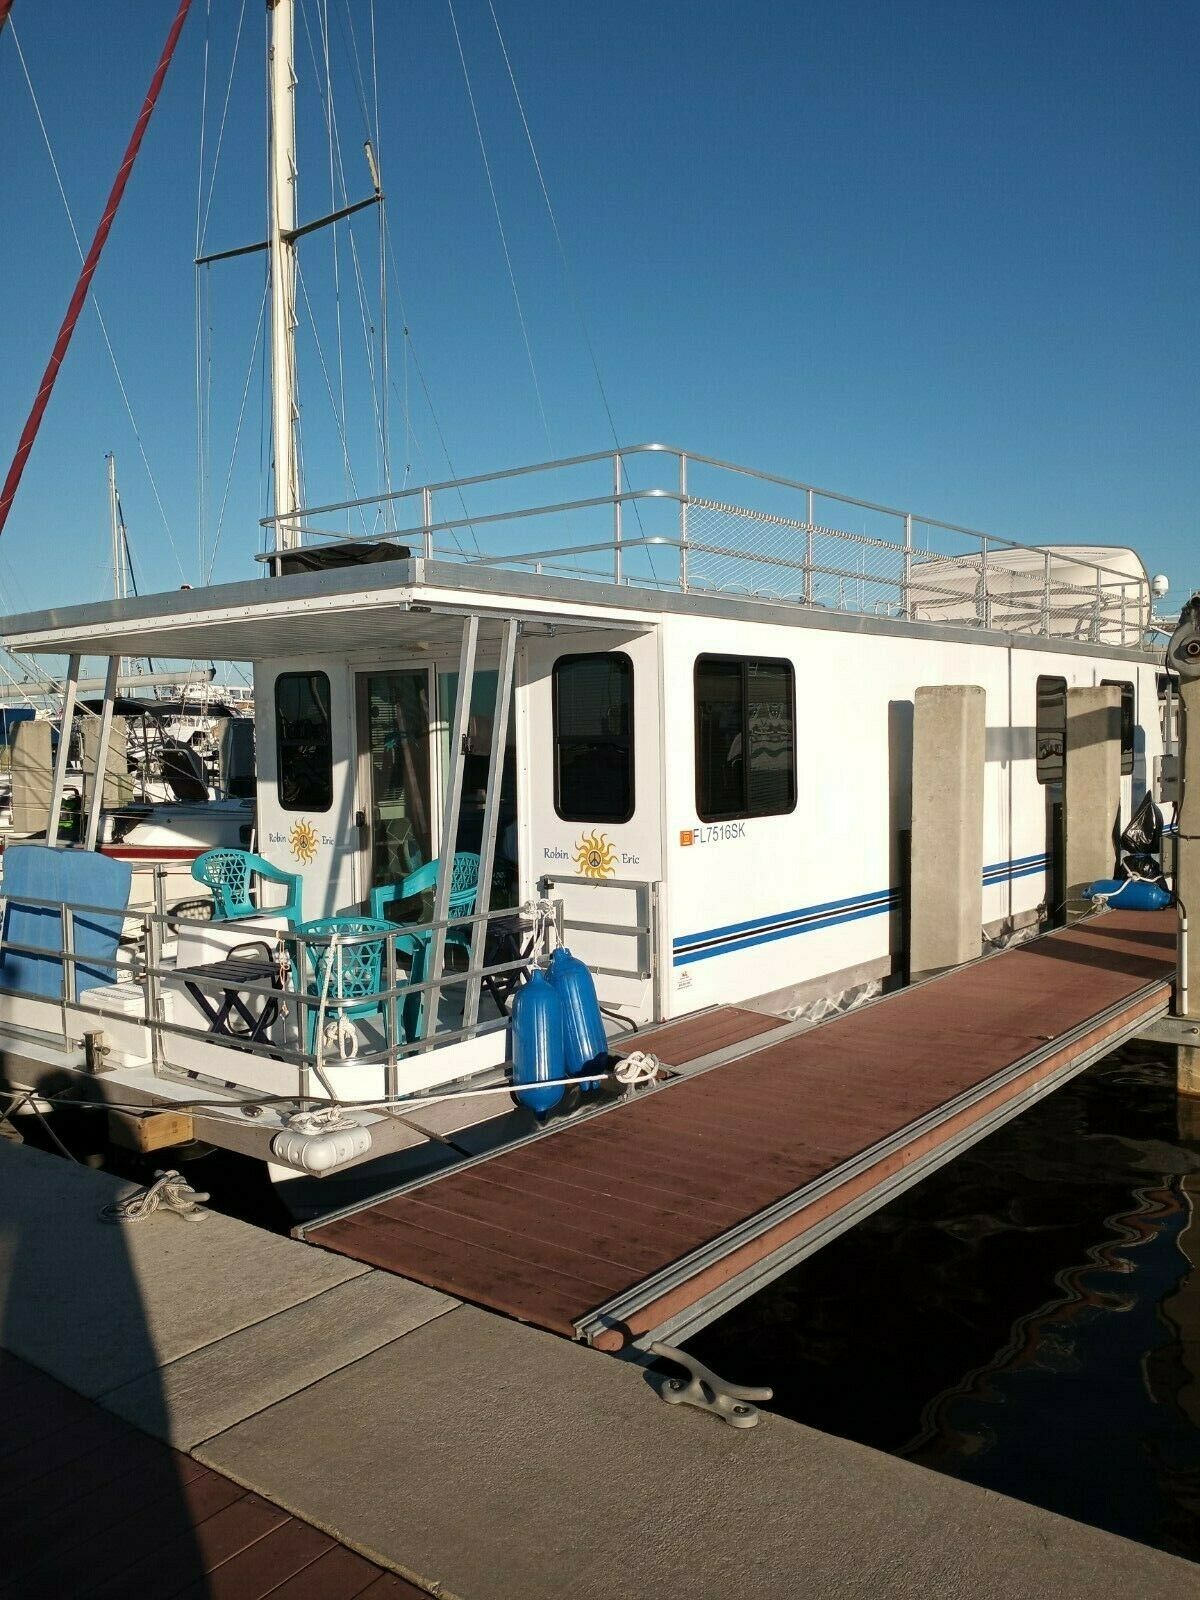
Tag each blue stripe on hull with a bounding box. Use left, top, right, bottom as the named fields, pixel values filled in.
left=674, top=848, right=1051, bottom=966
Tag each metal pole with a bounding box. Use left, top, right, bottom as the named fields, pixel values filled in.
left=1093, top=568, right=1103, bottom=642
left=612, top=453, right=623, bottom=584
left=384, top=931, right=398, bottom=1096
left=60, top=904, right=75, bottom=1008
left=46, top=652, right=81, bottom=846
left=421, top=486, right=433, bottom=558
left=805, top=488, right=815, bottom=605
left=679, top=453, right=689, bottom=593
left=423, top=615, right=478, bottom=1038
left=1042, top=550, right=1052, bottom=636
left=901, top=512, right=912, bottom=618
left=84, top=656, right=119, bottom=851
left=979, top=536, right=991, bottom=629
left=464, top=618, right=518, bottom=1032
left=268, top=0, right=301, bottom=550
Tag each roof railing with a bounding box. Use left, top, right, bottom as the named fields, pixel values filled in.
left=259, top=444, right=1158, bottom=649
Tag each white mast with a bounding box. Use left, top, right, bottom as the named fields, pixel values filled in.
left=106, top=452, right=131, bottom=602
left=268, top=0, right=301, bottom=549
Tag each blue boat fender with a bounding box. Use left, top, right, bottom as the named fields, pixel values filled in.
left=510, top=969, right=565, bottom=1116
left=1084, top=878, right=1172, bottom=911
left=547, top=946, right=609, bottom=1087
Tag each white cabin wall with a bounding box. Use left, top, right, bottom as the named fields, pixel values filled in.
left=660, top=616, right=1163, bottom=1018
left=254, top=655, right=357, bottom=921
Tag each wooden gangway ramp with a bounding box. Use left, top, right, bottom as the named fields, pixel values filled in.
left=301, top=909, right=1175, bottom=1352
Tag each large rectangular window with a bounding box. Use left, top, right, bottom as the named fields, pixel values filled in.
left=695, top=656, right=796, bottom=821
left=552, top=652, right=634, bottom=823
left=276, top=671, right=333, bottom=812
left=1036, top=675, right=1066, bottom=785
left=1102, top=679, right=1136, bottom=776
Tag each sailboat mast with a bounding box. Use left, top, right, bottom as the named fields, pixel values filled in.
left=268, top=0, right=301, bottom=550
left=106, top=452, right=125, bottom=602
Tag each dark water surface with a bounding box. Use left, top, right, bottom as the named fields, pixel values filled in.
left=685, top=1042, right=1200, bottom=1561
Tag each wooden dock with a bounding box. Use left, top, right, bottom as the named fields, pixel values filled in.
left=301, top=908, right=1176, bottom=1351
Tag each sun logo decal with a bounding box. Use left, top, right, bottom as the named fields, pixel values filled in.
left=573, top=831, right=618, bottom=879
left=288, top=818, right=320, bottom=865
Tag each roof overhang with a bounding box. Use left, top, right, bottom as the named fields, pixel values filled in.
left=0, top=557, right=655, bottom=663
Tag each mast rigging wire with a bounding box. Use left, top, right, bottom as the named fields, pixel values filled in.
left=5, top=15, right=190, bottom=581
left=205, top=277, right=269, bottom=583
left=445, top=0, right=554, bottom=456
left=485, top=0, right=656, bottom=582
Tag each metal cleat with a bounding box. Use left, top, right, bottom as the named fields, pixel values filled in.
left=649, top=1341, right=773, bottom=1429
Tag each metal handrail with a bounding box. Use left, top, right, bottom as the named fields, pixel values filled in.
left=256, top=442, right=1157, bottom=650
left=0, top=889, right=548, bottom=1094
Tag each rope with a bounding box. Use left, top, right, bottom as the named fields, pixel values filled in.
left=100, top=1170, right=210, bottom=1224
left=611, top=1050, right=661, bottom=1087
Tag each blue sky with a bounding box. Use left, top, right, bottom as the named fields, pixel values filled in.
left=0, top=0, right=1196, bottom=613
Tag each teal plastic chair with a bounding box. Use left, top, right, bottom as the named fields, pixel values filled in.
left=369, top=852, right=480, bottom=953
left=368, top=853, right=480, bottom=1042
left=298, top=915, right=416, bottom=1055
left=192, top=848, right=303, bottom=926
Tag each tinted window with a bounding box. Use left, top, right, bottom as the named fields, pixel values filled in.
left=276, top=672, right=333, bottom=812
left=1036, top=675, right=1066, bottom=785
left=553, top=653, right=634, bottom=823
left=695, top=656, right=796, bottom=821
left=1102, top=680, right=1135, bottom=776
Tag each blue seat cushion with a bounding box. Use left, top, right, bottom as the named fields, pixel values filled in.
left=0, top=845, right=134, bottom=998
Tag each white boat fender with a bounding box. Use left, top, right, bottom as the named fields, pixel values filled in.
left=271, top=1109, right=372, bottom=1174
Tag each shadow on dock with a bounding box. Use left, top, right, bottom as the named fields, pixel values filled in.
left=0, top=1115, right=214, bottom=1597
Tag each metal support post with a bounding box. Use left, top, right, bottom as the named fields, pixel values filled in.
left=612, top=453, right=623, bottom=585
left=46, top=652, right=81, bottom=846
left=60, top=904, right=76, bottom=1008
left=421, top=486, right=433, bottom=558
left=84, top=655, right=120, bottom=851
left=979, top=536, right=992, bottom=629
left=464, top=618, right=518, bottom=1032
left=679, top=453, right=689, bottom=593
left=384, top=932, right=399, bottom=1097
left=1093, top=570, right=1103, bottom=642
left=424, top=615, right=478, bottom=1038
left=143, top=910, right=164, bottom=1072
left=805, top=488, right=815, bottom=606
left=1042, top=550, right=1052, bottom=635
left=901, top=512, right=912, bottom=618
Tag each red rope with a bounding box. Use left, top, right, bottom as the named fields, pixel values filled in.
left=0, top=0, right=194, bottom=538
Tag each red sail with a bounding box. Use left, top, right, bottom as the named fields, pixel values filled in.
left=0, top=0, right=194, bottom=537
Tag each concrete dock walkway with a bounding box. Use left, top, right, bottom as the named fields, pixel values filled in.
left=1, top=1139, right=1197, bottom=1599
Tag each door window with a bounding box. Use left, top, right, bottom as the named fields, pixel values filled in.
left=1036, top=675, right=1066, bottom=785
left=363, top=671, right=432, bottom=888
left=552, top=653, right=634, bottom=823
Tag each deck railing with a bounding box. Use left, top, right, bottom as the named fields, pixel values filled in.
left=0, top=889, right=555, bottom=1106
left=260, top=443, right=1161, bottom=650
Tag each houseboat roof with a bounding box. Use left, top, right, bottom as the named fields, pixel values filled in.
left=0, top=550, right=1160, bottom=667
left=0, top=446, right=1167, bottom=664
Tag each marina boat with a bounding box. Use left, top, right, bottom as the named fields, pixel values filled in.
left=0, top=1, right=1177, bottom=1192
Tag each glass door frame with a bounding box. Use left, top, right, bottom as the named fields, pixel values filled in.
left=354, top=662, right=438, bottom=908
left=353, top=647, right=511, bottom=908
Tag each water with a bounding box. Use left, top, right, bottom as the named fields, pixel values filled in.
left=685, top=1042, right=1200, bottom=1561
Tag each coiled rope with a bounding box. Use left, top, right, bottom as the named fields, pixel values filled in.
left=99, top=1169, right=209, bottom=1224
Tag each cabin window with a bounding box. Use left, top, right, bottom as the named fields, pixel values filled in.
left=552, top=653, right=634, bottom=823
left=1035, top=675, right=1066, bottom=785
left=275, top=671, right=333, bottom=812
left=1102, top=680, right=1136, bottom=776
left=694, top=656, right=796, bottom=821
